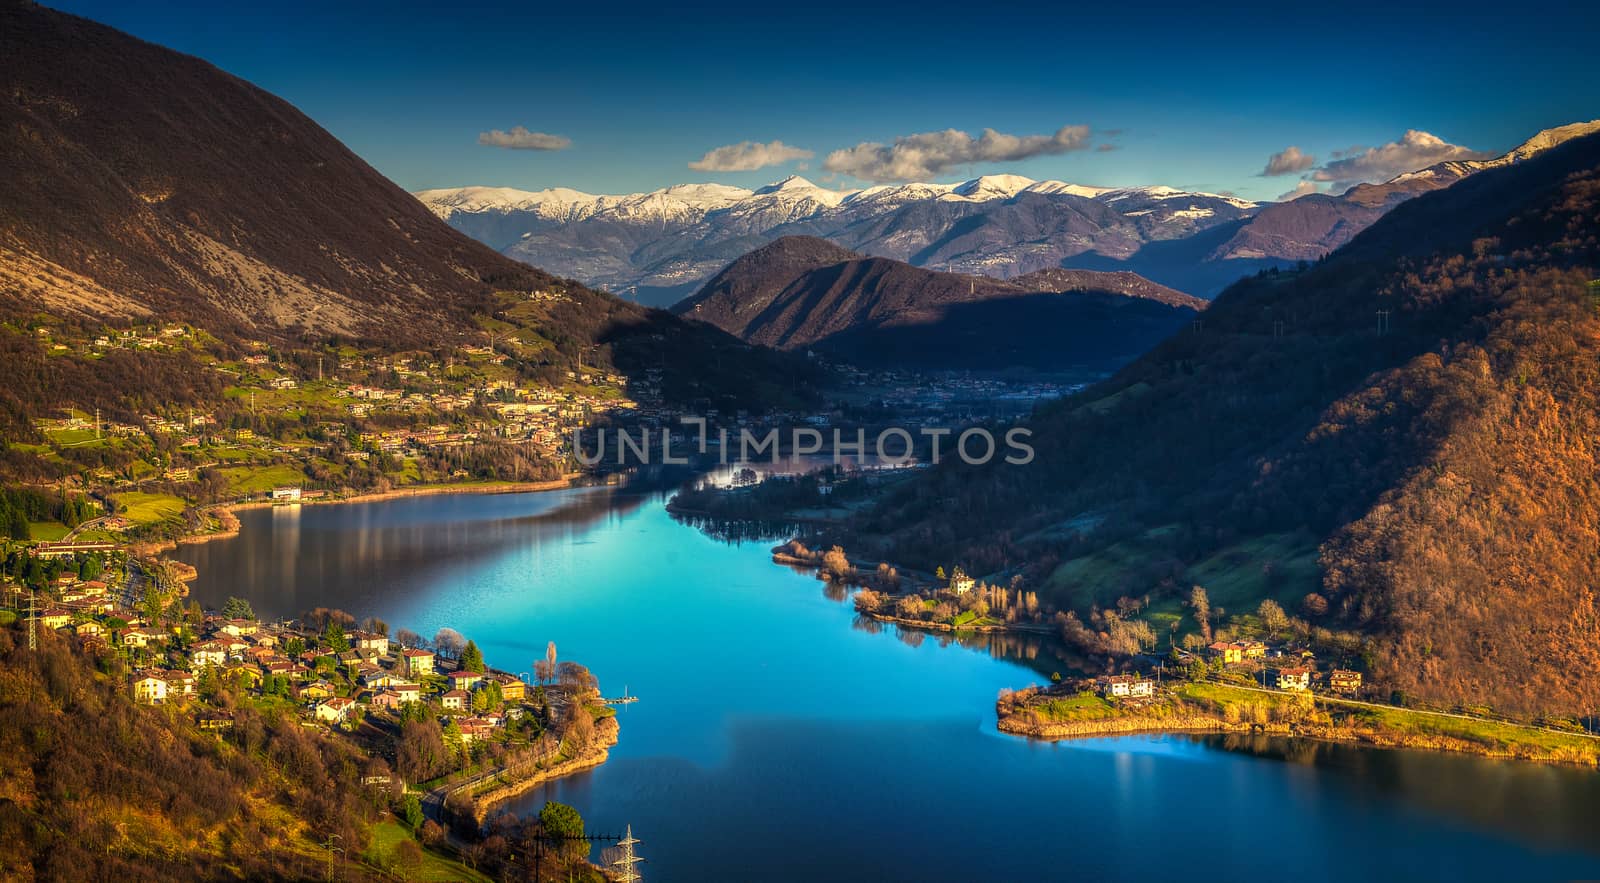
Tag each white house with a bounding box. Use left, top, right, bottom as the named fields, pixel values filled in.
left=190, top=640, right=228, bottom=668
left=949, top=567, right=976, bottom=594
left=314, top=697, right=356, bottom=724
left=1277, top=667, right=1312, bottom=692
left=133, top=672, right=169, bottom=704
left=1101, top=674, right=1156, bottom=699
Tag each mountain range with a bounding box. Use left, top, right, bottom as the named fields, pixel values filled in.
left=417, top=122, right=1599, bottom=305
left=674, top=236, right=1205, bottom=371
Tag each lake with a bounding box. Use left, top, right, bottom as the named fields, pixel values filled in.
left=177, top=485, right=1600, bottom=882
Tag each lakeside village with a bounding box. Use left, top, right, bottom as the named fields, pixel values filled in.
left=0, top=542, right=636, bottom=874
left=10, top=317, right=1077, bottom=546
left=775, top=542, right=1600, bottom=766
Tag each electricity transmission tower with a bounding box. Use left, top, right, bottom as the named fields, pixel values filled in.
left=531, top=831, right=631, bottom=883
left=27, top=584, right=38, bottom=651
left=322, top=833, right=342, bottom=882
left=612, top=825, right=644, bottom=882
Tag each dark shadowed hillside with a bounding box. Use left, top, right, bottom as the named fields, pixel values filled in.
left=858, top=131, right=1600, bottom=717
left=0, top=0, right=560, bottom=342
left=0, top=0, right=820, bottom=425
left=675, top=236, right=1204, bottom=370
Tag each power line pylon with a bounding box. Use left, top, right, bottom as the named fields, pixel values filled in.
left=612, top=825, right=643, bottom=883
left=27, top=584, right=38, bottom=651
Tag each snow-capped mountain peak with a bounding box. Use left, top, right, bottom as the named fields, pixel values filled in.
left=414, top=174, right=1264, bottom=299
left=1024, top=180, right=1113, bottom=198
left=1096, top=185, right=1256, bottom=210
left=413, top=185, right=600, bottom=215
left=415, top=118, right=1595, bottom=306
left=1491, top=119, right=1600, bottom=166
left=755, top=175, right=823, bottom=194
left=951, top=174, right=1037, bottom=199
left=1383, top=119, right=1600, bottom=188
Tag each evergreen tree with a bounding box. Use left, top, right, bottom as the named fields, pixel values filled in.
left=222, top=596, right=256, bottom=620
left=324, top=620, right=349, bottom=652
left=460, top=640, right=485, bottom=674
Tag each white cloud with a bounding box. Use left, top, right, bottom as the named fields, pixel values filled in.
left=1261, top=145, right=1316, bottom=176
left=477, top=126, right=571, bottom=151
left=1310, top=130, right=1491, bottom=191
left=688, top=140, right=813, bottom=172
left=822, top=125, right=1093, bottom=183
left=1277, top=181, right=1323, bottom=201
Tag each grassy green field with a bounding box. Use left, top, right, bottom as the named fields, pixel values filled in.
left=45, top=428, right=105, bottom=446
left=1040, top=527, right=1321, bottom=638
left=224, top=381, right=346, bottom=411
left=1034, top=692, right=1127, bottom=722
left=1337, top=700, right=1600, bottom=759
left=115, top=491, right=187, bottom=526
left=1184, top=531, right=1321, bottom=611
left=1176, top=681, right=1302, bottom=714
left=1172, top=681, right=1600, bottom=761
left=1072, top=381, right=1151, bottom=416
left=220, top=464, right=307, bottom=496
left=366, top=820, right=492, bottom=882
left=26, top=522, right=71, bottom=542
left=1040, top=525, right=1179, bottom=609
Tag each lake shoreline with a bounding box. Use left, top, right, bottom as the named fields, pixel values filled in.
left=465, top=715, right=621, bottom=825
left=130, top=474, right=586, bottom=556
left=152, top=485, right=1600, bottom=876
left=996, top=683, right=1600, bottom=768
left=758, top=533, right=1600, bottom=772
left=856, top=608, right=1050, bottom=635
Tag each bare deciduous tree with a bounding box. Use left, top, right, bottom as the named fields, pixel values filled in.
left=1258, top=599, right=1289, bottom=639
left=1189, top=586, right=1212, bottom=642
left=433, top=628, right=466, bottom=659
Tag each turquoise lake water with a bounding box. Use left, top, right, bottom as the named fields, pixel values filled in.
left=177, top=485, right=1600, bottom=882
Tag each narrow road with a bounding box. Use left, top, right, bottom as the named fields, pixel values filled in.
left=62, top=515, right=113, bottom=541
left=420, top=742, right=560, bottom=827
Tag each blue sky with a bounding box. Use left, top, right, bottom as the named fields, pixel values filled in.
left=46, top=0, right=1600, bottom=201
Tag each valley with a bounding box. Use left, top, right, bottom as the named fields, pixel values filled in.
left=4, top=0, right=1600, bottom=880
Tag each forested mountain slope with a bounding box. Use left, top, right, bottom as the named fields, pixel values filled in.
left=861, top=131, right=1600, bottom=716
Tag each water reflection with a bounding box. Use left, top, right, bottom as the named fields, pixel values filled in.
left=181, top=482, right=654, bottom=617
left=667, top=511, right=801, bottom=545
left=1202, top=734, right=1600, bottom=852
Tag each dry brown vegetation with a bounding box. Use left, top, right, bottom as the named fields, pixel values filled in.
left=0, top=626, right=385, bottom=881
